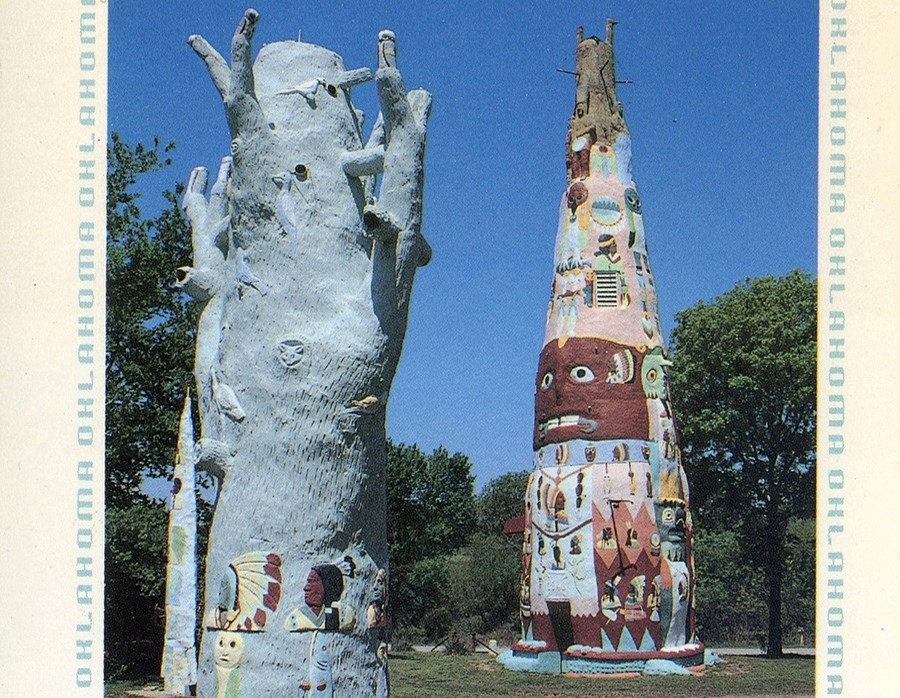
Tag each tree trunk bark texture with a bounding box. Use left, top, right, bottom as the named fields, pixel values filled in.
left=765, top=497, right=786, bottom=658
left=178, top=10, right=430, bottom=696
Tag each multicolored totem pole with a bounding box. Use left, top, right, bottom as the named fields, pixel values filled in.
left=500, top=19, right=704, bottom=675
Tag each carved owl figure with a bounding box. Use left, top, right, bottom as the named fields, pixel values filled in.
left=566, top=181, right=589, bottom=215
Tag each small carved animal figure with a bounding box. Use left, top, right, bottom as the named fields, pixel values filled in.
left=235, top=248, right=270, bottom=297
left=211, top=370, right=246, bottom=423
left=344, top=392, right=389, bottom=414
left=272, top=172, right=301, bottom=255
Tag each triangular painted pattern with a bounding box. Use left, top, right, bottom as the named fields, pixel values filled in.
left=617, top=627, right=638, bottom=652
left=600, top=628, right=616, bottom=652
left=639, top=628, right=657, bottom=651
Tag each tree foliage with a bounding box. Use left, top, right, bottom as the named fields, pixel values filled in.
left=106, top=135, right=208, bottom=677
left=387, top=442, right=477, bottom=568
left=105, top=504, right=168, bottom=677
left=447, top=532, right=521, bottom=636
left=386, top=448, right=528, bottom=644
left=387, top=442, right=477, bottom=638
left=669, top=271, right=816, bottom=521
left=693, top=518, right=815, bottom=648
left=106, top=132, right=196, bottom=507
left=476, top=470, right=530, bottom=534
left=669, top=270, right=816, bottom=655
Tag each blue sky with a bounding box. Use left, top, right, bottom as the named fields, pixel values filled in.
left=110, top=2, right=817, bottom=491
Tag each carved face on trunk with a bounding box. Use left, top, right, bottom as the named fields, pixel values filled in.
left=641, top=346, right=673, bottom=399
left=534, top=337, right=650, bottom=448
left=214, top=631, right=245, bottom=668
left=654, top=499, right=686, bottom=561
left=304, top=570, right=326, bottom=613
left=305, top=563, right=347, bottom=615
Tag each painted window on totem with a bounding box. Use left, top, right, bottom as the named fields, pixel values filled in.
left=593, top=271, right=620, bottom=307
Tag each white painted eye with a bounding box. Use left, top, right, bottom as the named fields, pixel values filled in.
left=540, top=372, right=554, bottom=390
left=662, top=509, right=675, bottom=524
left=569, top=366, right=595, bottom=383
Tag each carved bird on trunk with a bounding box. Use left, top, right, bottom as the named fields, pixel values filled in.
left=272, top=172, right=300, bottom=255
left=235, top=248, right=269, bottom=297
left=211, top=370, right=246, bottom=423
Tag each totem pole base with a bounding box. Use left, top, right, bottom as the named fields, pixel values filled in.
left=498, top=642, right=707, bottom=676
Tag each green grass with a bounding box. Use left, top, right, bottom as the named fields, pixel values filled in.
left=106, top=652, right=814, bottom=697
left=388, top=652, right=813, bottom=698
left=105, top=676, right=162, bottom=698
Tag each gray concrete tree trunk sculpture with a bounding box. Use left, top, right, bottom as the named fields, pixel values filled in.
left=177, top=9, right=430, bottom=696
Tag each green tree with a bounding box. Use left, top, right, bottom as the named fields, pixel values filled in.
left=386, top=442, right=476, bottom=639
left=476, top=469, right=530, bottom=534
left=434, top=470, right=532, bottom=642
left=387, top=442, right=476, bottom=566
left=669, top=270, right=816, bottom=657
left=448, top=532, right=521, bottom=636
left=105, top=134, right=206, bottom=677
left=105, top=504, right=168, bottom=677
left=692, top=527, right=766, bottom=645
left=781, top=517, right=815, bottom=646
left=106, top=132, right=196, bottom=507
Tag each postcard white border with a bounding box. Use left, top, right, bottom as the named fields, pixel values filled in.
left=0, top=1, right=107, bottom=695
left=2, top=0, right=900, bottom=695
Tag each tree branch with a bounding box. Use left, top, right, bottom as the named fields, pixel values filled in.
left=187, top=35, right=229, bottom=98
left=176, top=157, right=232, bottom=302
left=189, top=9, right=266, bottom=138
left=364, top=31, right=432, bottom=314
left=229, top=9, right=259, bottom=103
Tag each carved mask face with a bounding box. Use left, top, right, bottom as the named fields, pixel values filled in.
left=534, top=337, right=650, bottom=448
left=566, top=182, right=588, bottom=215
left=214, top=631, right=245, bottom=668
left=641, top=347, right=673, bottom=399
left=623, top=187, right=642, bottom=215
left=278, top=338, right=305, bottom=368
left=655, top=500, right=686, bottom=561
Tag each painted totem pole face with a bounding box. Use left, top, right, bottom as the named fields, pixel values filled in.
left=567, top=182, right=589, bottom=215
left=534, top=337, right=650, bottom=448
left=641, top=347, right=673, bottom=399
left=623, top=187, right=642, bottom=214
left=654, top=500, right=686, bottom=561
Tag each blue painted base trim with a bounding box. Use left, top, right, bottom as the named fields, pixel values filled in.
left=497, top=649, right=562, bottom=674
left=498, top=645, right=706, bottom=676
